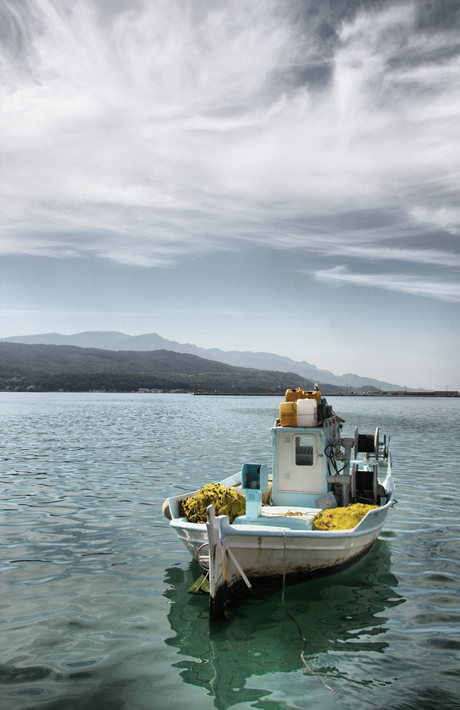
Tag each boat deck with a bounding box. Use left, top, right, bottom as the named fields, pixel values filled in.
left=233, top=505, right=319, bottom=530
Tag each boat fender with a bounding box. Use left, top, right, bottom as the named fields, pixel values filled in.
left=162, top=500, right=172, bottom=520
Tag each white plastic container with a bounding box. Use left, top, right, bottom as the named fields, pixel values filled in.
left=296, top=398, right=318, bottom=427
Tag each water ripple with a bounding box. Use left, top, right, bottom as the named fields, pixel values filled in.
left=0, top=393, right=459, bottom=710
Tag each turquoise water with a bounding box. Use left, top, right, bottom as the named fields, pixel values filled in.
left=1, top=393, right=459, bottom=710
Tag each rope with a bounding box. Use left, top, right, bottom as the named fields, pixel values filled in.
left=280, top=531, right=386, bottom=710
left=325, top=442, right=348, bottom=477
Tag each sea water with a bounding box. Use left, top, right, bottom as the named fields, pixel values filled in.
left=0, top=393, right=459, bottom=710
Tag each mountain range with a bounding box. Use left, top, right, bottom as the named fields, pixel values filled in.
left=0, top=342, right=318, bottom=394
left=0, top=331, right=403, bottom=390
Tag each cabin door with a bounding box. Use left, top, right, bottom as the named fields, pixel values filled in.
left=277, top=432, right=324, bottom=495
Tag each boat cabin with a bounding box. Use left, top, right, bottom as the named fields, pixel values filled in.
left=271, top=415, right=342, bottom=508
left=237, top=389, right=386, bottom=518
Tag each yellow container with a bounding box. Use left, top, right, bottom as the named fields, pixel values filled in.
left=309, top=389, right=322, bottom=402
left=279, top=401, right=297, bottom=427
left=284, top=387, right=321, bottom=402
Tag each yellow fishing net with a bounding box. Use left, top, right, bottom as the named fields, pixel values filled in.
left=312, top=503, right=378, bottom=530
left=180, top=483, right=246, bottom=524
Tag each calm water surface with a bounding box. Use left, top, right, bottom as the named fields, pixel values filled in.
left=0, top=393, right=459, bottom=710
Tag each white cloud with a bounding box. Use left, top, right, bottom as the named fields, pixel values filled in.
left=410, top=206, right=460, bottom=236
left=0, top=0, right=459, bottom=280
left=317, top=244, right=460, bottom=268
left=315, top=266, right=460, bottom=302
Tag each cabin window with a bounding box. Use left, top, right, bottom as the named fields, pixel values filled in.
left=295, top=436, right=315, bottom=466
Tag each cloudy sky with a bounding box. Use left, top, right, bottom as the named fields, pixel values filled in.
left=1, top=0, right=459, bottom=390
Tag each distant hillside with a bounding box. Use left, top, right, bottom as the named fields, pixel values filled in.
left=0, top=342, right=240, bottom=375
left=0, top=331, right=404, bottom=390
left=0, top=342, right=325, bottom=394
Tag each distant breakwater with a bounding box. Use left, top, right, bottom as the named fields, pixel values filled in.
left=194, top=391, right=459, bottom=397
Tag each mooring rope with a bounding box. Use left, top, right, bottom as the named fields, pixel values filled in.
left=280, top=531, right=386, bottom=710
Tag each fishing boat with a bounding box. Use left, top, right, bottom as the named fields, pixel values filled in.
left=163, top=389, right=394, bottom=618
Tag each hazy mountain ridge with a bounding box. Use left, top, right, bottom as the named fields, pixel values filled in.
left=1, top=331, right=403, bottom=390
left=0, top=342, right=320, bottom=394
left=0, top=343, right=251, bottom=376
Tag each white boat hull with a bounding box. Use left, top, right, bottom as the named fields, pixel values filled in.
left=172, top=515, right=379, bottom=577
left=216, top=527, right=378, bottom=582
left=170, top=475, right=394, bottom=602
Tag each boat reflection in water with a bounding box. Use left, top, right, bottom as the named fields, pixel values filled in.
left=164, top=537, right=403, bottom=710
